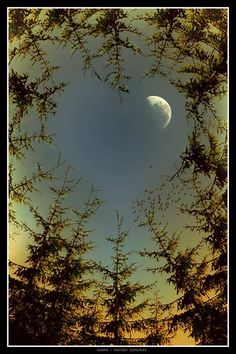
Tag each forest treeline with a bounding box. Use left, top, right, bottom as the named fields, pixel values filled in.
left=8, top=8, right=227, bottom=345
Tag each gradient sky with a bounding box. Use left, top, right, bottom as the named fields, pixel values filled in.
left=10, top=19, right=188, bottom=287
left=9, top=9, right=227, bottom=344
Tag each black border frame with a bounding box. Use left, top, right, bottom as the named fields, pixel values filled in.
left=2, top=1, right=234, bottom=352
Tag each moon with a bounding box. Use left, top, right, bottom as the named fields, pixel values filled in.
left=146, top=96, right=172, bottom=128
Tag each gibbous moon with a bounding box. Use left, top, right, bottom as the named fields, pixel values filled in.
left=146, top=96, right=172, bottom=128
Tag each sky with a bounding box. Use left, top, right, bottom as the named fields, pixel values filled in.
left=9, top=18, right=189, bottom=286
left=48, top=46, right=190, bottom=290
left=8, top=9, right=227, bottom=345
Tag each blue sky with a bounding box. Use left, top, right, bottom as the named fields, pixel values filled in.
left=44, top=39, right=189, bottom=293
left=10, top=44, right=188, bottom=303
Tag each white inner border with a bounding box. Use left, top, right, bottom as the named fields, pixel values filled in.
left=7, top=6, right=230, bottom=348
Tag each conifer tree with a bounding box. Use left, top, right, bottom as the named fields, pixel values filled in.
left=134, top=8, right=227, bottom=345
left=97, top=212, right=148, bottom=344
left=9, top=168, right=102, bottom=344
left=143, top=292, right=171, bottom=345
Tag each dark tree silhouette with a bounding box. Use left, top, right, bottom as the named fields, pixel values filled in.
left=143, top=292, right=172, bottom=345
left=9, top=8, right=103, bottom=345
left=97, top=212, right=148, bottom=344
left=134, top=8, right=227, bottom=345
left=9, top=169, right=102, bottom=344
